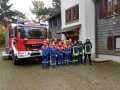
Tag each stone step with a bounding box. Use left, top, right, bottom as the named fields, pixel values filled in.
left=93, top=58, right=111, bottom=62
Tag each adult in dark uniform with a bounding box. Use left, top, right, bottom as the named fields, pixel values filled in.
left=77, top=40, right=84, bottom=64
left=84, top=39, right=92, bottom=65
left=72, top=41, right=79, bottom=64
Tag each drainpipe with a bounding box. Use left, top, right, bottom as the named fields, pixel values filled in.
left=94, top=0, right=98, bottom=58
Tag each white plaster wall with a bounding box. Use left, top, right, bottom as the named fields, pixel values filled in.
left=84, top=0, right=95, bottom=54
left=78, top=0, right=86, bottom=42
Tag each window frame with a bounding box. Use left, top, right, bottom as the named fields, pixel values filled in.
left=99, top=0, right=120, bottom=19
left=115, top=36, right=120, bottom=51
left=65, top=4, right=79, bottom=23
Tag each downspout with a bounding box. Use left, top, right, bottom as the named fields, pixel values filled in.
left=94, top=0, right=98, bottom=58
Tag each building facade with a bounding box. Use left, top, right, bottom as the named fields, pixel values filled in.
left=61, top=0, right=120, bottom=62
left=61, top=0, right=95, bottom=55
left=48, top=13, right=62, bottom=39
left=0, top=0, right=2, bottom=9
left=95, top=0, right=120, bottom=62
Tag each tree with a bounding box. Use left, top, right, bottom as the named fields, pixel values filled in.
left=0, top=0, right=16, bottom=25
left=31, top=0, right=49, bottom=20
left=0, top=24, right=5, bottom=46
left=31, top=0, right=61, bottom=20
left=11, top=10, right=26, bottom=23
left=52, top=0, right=61, bottom=13
left=13, top=10, right=25, bottom=19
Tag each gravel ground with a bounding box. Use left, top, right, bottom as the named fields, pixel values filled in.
left=0, top=53, right=120, bottom=90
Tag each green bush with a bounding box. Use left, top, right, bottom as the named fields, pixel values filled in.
left=0, top=33, right=5, bottom=46
left=0, top=24, right=5, bottom=46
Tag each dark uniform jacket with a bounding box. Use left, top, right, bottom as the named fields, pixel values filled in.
left=84, top=42, right=92, bottom=54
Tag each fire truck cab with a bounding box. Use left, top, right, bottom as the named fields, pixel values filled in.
left=2, top=22, right=48, bottom=65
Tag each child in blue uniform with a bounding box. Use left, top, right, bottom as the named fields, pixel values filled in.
left=41, top=44, right=49, bottom=68
left=65, top=40, right=73, bottom=64
left=57, top=48, right=64, bottom=65
left=50, top=47, right=57, bottom=66
left=49, top=40, right=58, bottom=67
left=64, top=48, right=72, bottom=64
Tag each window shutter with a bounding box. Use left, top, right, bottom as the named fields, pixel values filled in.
left=117, top=0, right=120, bottom=13
left=65, top=10, right=68, bottom=23
left=68, top=9, right=71, bottom=22
left=113, top=0, right=117, bottom=13
left=65, top=10, right=69, bottom=23
left=107, top=36, right=114, bottom=50
left=76, top=5, right=79, bottom=20
left=73, top=7, right=76, bottom=20
left=99, top=1, right=103, bottom=18
left=100, top=0, right=108, bottom=18
left=104, top=0, right=108, bottom=16
left=71, top=8, right=74, bottom=21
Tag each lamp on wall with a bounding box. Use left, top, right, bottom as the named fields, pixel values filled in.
left=112, top=15, right=116, bottom=24
left=112, top=11, right=119, bottom=25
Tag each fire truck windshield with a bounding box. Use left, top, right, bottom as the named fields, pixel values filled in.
left=19, top=27, right=47, bottom=39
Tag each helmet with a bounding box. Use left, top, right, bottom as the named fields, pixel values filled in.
left=79, top=40, right=82, bottom=44
left=86, top=39, right=90, bottom=43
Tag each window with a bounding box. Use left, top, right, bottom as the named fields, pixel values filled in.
left=115, top=36, right=120, bottom=51
left=19, top=27, right=47, bottom=39
left=65, top=4, right=79, bottom=23
left=99, top=0, right=120, bottom=18
left=53, top=19, right=57, bottom=27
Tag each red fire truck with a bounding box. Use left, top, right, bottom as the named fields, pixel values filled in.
left=2, top=22, right=48, bottom=65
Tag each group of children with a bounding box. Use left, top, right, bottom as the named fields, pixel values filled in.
left=41, top=39, right=92, bottom=68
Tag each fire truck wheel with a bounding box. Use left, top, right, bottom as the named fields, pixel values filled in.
left=12, top=54, right=19, bottom=65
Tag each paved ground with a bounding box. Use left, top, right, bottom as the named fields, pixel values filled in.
left=0, top=53, right=120, bottom=90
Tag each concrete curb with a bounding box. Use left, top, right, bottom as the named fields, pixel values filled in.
left=93, top=58, right=111, bottom=62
